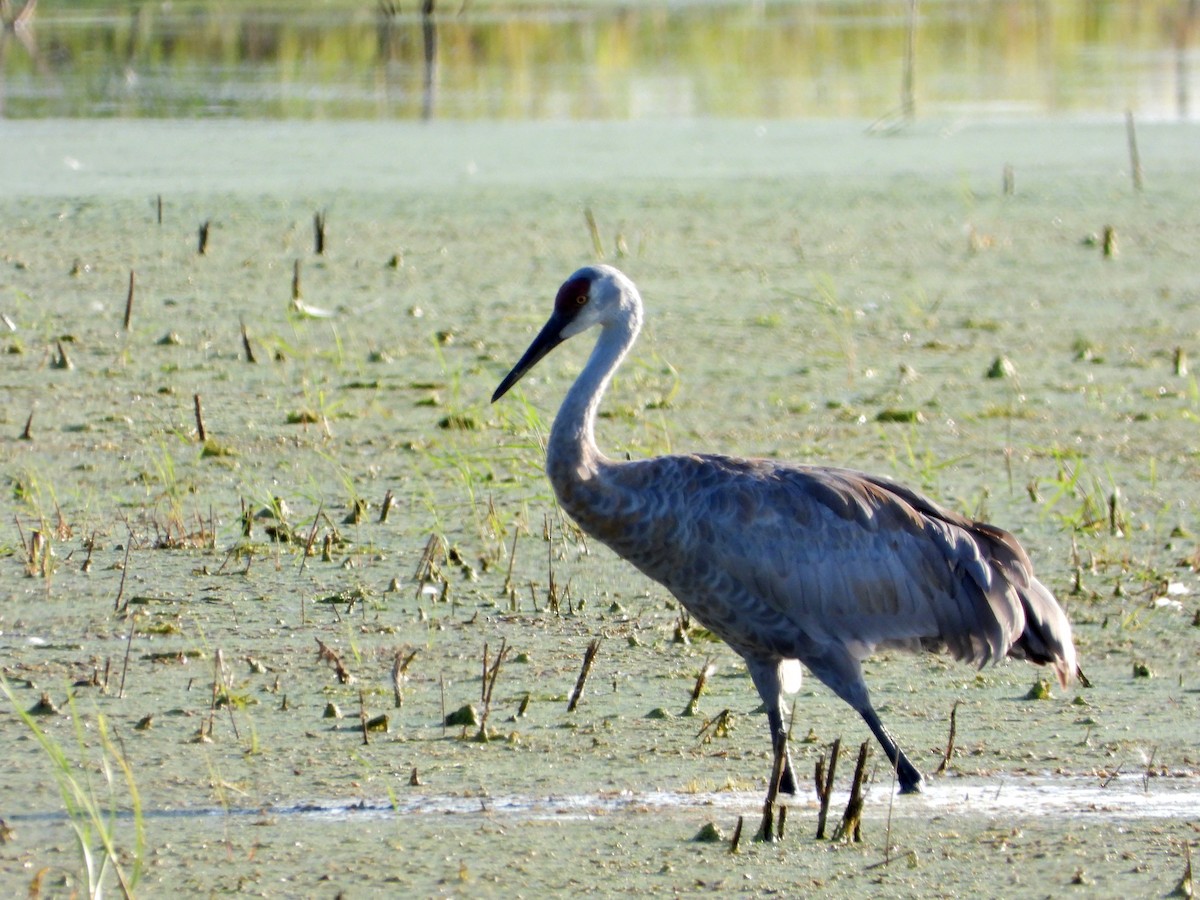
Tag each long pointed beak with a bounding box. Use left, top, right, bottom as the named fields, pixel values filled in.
left=491, top=312, right=566, bottom=403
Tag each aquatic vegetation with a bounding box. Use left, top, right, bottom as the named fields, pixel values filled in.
left=1, top=681, right=144, bottom=899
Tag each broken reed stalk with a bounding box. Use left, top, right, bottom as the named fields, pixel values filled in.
left=413, top=533, right=446, bottom=600
left=115, top=619, right=136, bottom=700
left=882, top=752, right=900, bottom=866
left=240, top=319, right=256, bottom=363
left=685, top=660, right=714, bottom=715
left=1102, top=225, right=1118, bottom=258
left=298, top=502, right=324, bottom=574
left=901, top=0, right=916, bottom=122
left=313, top=212, right=326, bottom=255
left=1002, top=163, right=1014, bottom=196
left=123, top=270, right=135, bottom=331
left=81, top=531, right=96, bottom=573
left=815, top=737, right=842, bottom=839
left=198, top=220, right=210, bottom=255
left=729, top=816, right=744, bottom=854
left=439, top=673, right=447, bottom=736
left=583, top=208, right=604, bottom=259
left=1126, top=109, right=1143, bottom=192
left=292, top=259, right=302, bottom=300
left=476, top=638, right=509, bottom=740
left=503, top=527, right=519, bottom=604
left=315, top=637, right=353, bottom=684
left=832, top=740, right=871, bottom=843
left=378, top=489, right=395, bottom=523
left=544, top=512, right=560, bottom=614
left=1176, top=840, right=1194, bottom=898
left=193, top=393, right=207, bottom=443
left=20, top=410, right=33, bottom=441
left=215, top=649, right=241, bottom=740
left=53, top=339, right=73, bottom=370
left=156, top=194, right=163, bottom=225
left=567, top=638, right=600, bottom=712
left=755, top=735, right=789, bottom=843
left=359, top=688, right=370, bottom=746
left=936, top=700, right=959, bottom=774
left=113, top=540, right=132, bottom=612
left=392, top=648, right=418, bottom=707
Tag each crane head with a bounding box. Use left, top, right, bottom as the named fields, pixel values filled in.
left=492, top=265, right=632, bottom=403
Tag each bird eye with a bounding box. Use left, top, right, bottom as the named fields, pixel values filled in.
left=575, top=294, right=588, bottom=306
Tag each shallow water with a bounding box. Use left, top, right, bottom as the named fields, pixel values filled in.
left=1, top=1, right=1197, bottom=120
left=1, top=115, right=1199, bottom=895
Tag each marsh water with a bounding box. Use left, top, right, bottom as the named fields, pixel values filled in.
left=2, top=2, right=1200, bottom=898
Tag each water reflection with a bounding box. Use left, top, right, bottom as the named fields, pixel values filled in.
left=0, top=1, right=1197, bottom=120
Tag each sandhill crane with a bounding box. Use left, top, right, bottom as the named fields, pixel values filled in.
left=492, top=264, right=1077, bottom=823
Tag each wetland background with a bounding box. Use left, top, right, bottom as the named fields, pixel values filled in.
left=2, top=1, right=1199, bottom=897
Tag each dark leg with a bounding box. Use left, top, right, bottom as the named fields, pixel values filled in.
left=856, top=704, right=924, bottom=793
left=746, top=660, right=798, bottom=795
left=803, top=647, right=926, bottom=794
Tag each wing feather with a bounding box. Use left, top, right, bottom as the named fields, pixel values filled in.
left=592, top=454, right=1044, bottom=670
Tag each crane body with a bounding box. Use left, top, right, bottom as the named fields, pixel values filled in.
left=493, top=264, right=1076, bottom=800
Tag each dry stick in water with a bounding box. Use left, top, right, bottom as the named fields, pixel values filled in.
left=292, top=259, right=302, bottom=300
left=833, top=741, right=871, bottom=843
left=299, top=502, right=324, bottom=575
left=378, top=489, right=395, bottom=523
left=755, top=732, right=790, bottom=842
left=81, top=531, right=96, bottom=573
left=1103, top=225, right=1118, bottom=258
left=198, top=220, right=210, bottom=255
left=156, top=194, right=163, bottom=225
left=113, top=540, right=132, bottom=612
left=313, top=212, right=326, bottom=255
left=729, top=816, right=745, bottom=854
left=123, top=270, right=135, bottom=331
left=19, top=410, right=33, bottom=440
left=503, top=527, right=520, bottom=605
left=685, top=660, right=714, bottom=715
left=359, top=688, right=370, bottom=746
left=117, top=613, right=137, bottom=698
left=936, top=700, right=960, bottom=774
left=439, top=673, right=447, bottom=737
left=901, top=0, right=916, bottom=122
left=214, top=649, right=241, bottom=740
left=814, top=737, right=842, bottom=839
left=567, top=638, right=601, bottom=712
left=583, top=208, right=604, bottom=258
left=240, top=319, right=256, bottom=363
left=476, top=638, right=509, bottom=740
left=193, top=393, right=207, bottom=443
left=53, top=339, right=73, bottom=370
left=315, top=638, right=353, bottom=684
left=1126, top=109, right=1143, bottom=192
left=392, top=648, right=418, bottom=707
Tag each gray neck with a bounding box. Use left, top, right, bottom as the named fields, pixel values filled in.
left=546, top=307, right=640, bottom=493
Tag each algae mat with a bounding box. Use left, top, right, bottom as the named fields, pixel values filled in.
left=1, top=119, right=1198, bottom=896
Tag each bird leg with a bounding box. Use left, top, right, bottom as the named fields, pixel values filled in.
left=857, top=704, right=924, bottom=793
left=747, top=661, right=799, bottom=796
left=804, top=648, right=926, bottom=794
